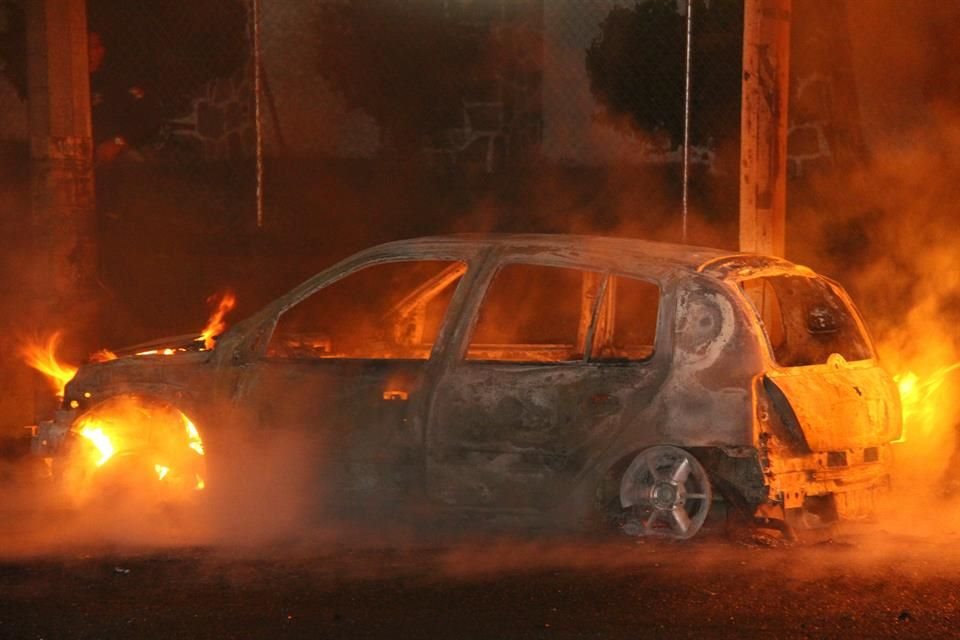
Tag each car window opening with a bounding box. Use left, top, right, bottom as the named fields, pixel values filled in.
left=740, top=274, right=872, bottom=367
left=466, top=264, right=659, bottom=364
left=267, top=260, right=466, bottom=360
left=590, top=275, right=660, bottom=363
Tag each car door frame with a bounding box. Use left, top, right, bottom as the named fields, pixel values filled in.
left=223, top=242, right=496, bottom=503
left=422, top=247, right=674, bottom=510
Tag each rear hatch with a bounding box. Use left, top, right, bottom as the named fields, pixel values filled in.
left=740, top=273, right=901, bottom=450
left=766, top=362, right=900, bottom=450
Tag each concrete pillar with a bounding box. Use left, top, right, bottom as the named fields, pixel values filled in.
left=739, top=0, right=791, bottom=257
left=24, top=0, right=98, bottom=418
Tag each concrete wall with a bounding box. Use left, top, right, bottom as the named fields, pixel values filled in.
left=0, top=75, right=26, bottom=142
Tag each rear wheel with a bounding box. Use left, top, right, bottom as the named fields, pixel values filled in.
left=619, top=445, right=712, bottom=540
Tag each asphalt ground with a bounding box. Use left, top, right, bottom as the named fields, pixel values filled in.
left=2, top=529, right=959, bottom=639
left=3, top=444, right=960, bottom=639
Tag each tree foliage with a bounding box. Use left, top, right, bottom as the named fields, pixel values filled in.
left=585, top=0, right=743, bottom=148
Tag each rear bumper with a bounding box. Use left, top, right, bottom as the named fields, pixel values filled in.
left=766, top=443, right=893, bottom=521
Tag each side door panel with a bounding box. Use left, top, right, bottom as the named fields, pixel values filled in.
left=229, top=257, right=474, bottom=516
left=426, top=264, right=669, bottom=510
left=234, top=359, right=426, bottom=508
left=427, top=363, right=662, bottom=508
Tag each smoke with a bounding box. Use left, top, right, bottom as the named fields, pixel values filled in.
left=0, top=394, right=346, bottom=556
left=6, top=0, right=960, bottom=563
left=783, top=3, right=960, bottom=538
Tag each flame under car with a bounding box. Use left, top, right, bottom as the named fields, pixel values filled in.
left=33, top=235, right=900, bottom=539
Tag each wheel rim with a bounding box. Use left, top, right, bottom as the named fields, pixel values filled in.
left=619, top=445, right=712, bottom=540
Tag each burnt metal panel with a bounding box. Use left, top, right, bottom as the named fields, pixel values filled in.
left=766, top=364, right=901, bottom=451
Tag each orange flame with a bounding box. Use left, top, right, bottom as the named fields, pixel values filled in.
left=199, top=290, right=236, bottom=350
left=89, top=349, right=118, bottom=363
left=75, top=420, right=115, bottom=467
left=63, top=397, right=208, bottom=499
left=894, top=362, right=960, bottom=443
left=184, top=415, right=205, bottom=456
left=19, top=332, right=78, bottom=398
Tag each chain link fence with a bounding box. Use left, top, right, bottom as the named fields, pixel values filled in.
left=76, top=0, right=748, bottom=234
left=0, top=0, right=882, bottom=437
left=0, top=0, right=867, bottom=288
left=0, top=0, right=866, bottom=342
left=81, top=0, right=752, bottom=341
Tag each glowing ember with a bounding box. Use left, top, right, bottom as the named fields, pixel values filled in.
left=184, top=416, right=205, bottom=456
left=20, top=332, right=78, bottom=398
left=894, top=362, right=960, bottom=443
left=89, top=349, right=118, bottom=363
left=199, top=290, right=237, bottom=350
left=134, top=348, right=181, bottom=356
left=75, top=422, right=115, bottom=467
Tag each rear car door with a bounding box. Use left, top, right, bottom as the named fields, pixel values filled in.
left=426, top=260, right=669, bottom=510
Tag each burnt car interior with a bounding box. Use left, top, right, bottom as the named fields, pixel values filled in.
left=466, top=264, right=660, bottom=364
left=740, top=274, right=873, bottom=367
left=266, top=260, right=466, bottom=360
left=265, top=258, right=661, bottom=366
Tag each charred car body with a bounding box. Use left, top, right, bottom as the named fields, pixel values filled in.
left=33, top=235, right=901, bottom=539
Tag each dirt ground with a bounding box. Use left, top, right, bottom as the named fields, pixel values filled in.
left=2, top=530, right=959, bottom=639
left=2, top=455, right=960, bottom=640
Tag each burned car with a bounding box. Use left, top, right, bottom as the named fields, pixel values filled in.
left=33, top=235, right=901, bottom=539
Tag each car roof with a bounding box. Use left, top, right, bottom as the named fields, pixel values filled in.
left=366, top=233, right=801, bottom=280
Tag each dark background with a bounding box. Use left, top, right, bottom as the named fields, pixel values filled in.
left=0, top=0, right=957, bottom=467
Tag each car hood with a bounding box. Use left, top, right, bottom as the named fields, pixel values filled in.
left=110, top=333, right=208, bottom=357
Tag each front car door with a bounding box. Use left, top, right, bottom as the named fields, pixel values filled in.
left=231, top=251, right=477, bottom=518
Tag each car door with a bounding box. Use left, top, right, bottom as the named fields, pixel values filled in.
left=426, top=260, right=669, bottom=510
left=232, top=256, right=472, bottom=514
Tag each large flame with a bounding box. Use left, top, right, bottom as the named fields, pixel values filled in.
left=75, top=421, right=115, bottom=467
left=199, top=290, right=236, bottom=350
left=65, top=397, right=207, bottom=501
left=20, top=297, right=224, bottom=504
left=19, top=332, right=78, bottom=398
left=894, top=362, right=960, bottom=443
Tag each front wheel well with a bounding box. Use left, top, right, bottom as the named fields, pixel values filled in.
left=61, top=394, right=209, bottom=503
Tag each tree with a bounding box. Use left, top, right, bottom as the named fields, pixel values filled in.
left=585, top=0, right=743, bottom=149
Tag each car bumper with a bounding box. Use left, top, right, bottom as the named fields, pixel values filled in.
left=30, top=410, right=74, bottom=457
